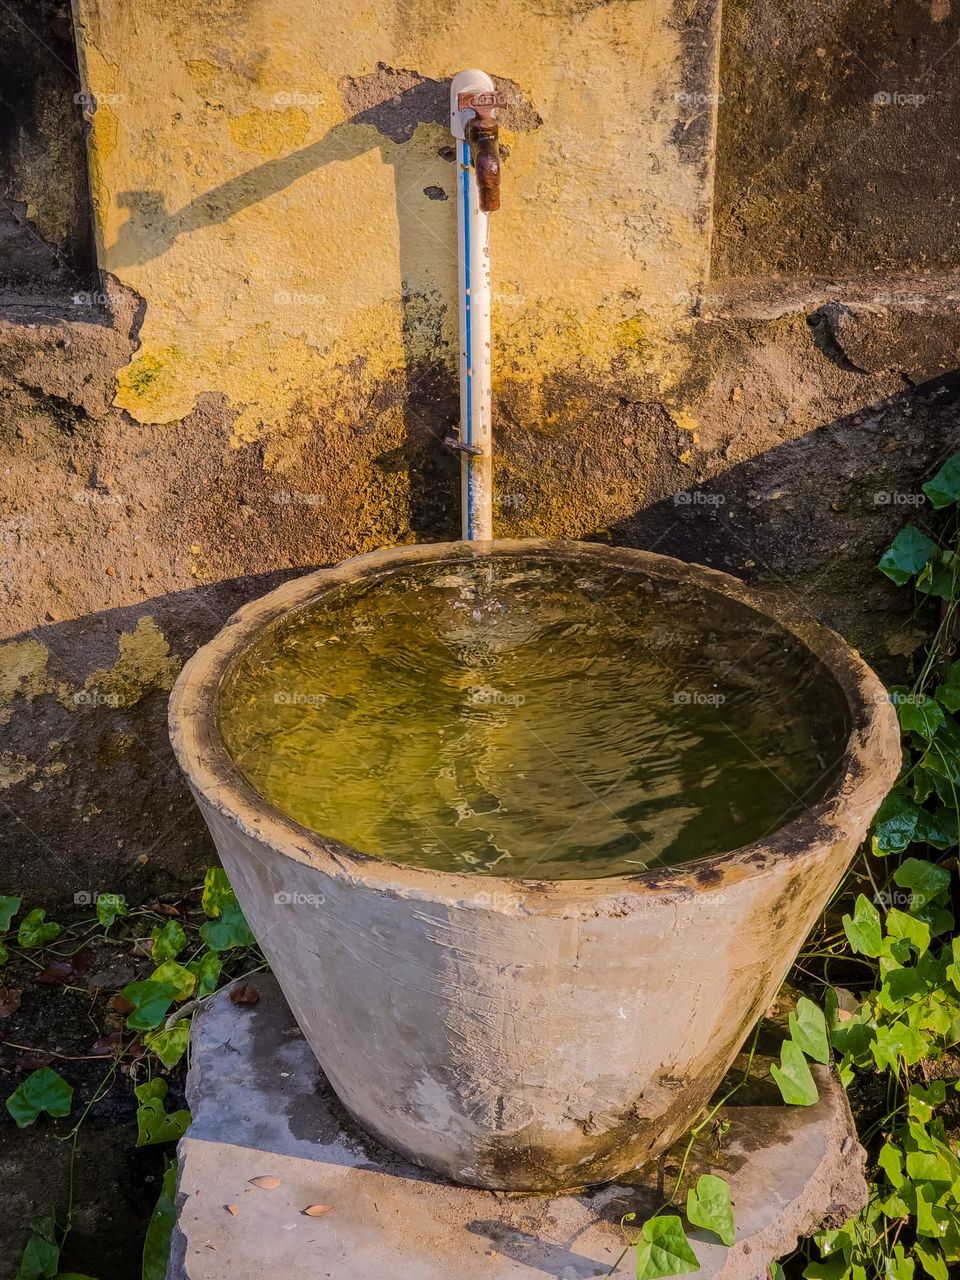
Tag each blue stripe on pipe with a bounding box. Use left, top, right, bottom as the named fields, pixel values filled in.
left=461, top=139, right=475, bottom=539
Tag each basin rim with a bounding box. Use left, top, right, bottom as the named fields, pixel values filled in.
left=168, top=538, right=901, bottom=913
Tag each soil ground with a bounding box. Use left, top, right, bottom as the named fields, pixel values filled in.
left=0, top=893, right=212, bottom=1279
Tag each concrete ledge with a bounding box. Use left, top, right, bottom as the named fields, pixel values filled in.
left=168, top=976, right=866, bottom=1280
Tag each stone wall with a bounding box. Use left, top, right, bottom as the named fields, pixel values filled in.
left=1, top=0, right=958, bottom=903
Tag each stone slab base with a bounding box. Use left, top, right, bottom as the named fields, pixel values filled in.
left=167, top=975, right=867, bottom=1280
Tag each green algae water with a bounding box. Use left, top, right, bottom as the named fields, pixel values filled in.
left=218, top=556, right=850, bottom=879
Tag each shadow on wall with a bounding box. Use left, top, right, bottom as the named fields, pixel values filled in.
left=0, top=0, right=98, bottom=302
left=106, top=68, right=540, bottom=272
left=2, top=372, right=959, bottom=905
left=1, top=569, right=302, bottom=906
left=106, top=70, right=541, bottom=535
left=588, top=370, right=960, bottom=648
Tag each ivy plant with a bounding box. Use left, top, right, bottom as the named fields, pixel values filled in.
left=792, top=451, right=960, bottom=1279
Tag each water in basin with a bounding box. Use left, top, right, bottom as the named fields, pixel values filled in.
left=217, top=556, right=850, bottom=879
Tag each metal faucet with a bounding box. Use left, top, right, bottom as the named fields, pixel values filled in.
left=457, top=90, right=506, bottom=213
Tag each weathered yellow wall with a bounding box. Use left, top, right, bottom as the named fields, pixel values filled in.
left=72, top=0, right=719, bottom=470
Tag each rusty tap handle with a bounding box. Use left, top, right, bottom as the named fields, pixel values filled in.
left=458, top=90, right=507, bottom=213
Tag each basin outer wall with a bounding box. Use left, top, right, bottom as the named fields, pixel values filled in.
left=168, top=539, right=901, bottom=1191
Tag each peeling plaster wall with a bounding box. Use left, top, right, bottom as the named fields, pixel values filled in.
left=1, top=0, right=959, bottom=902
left=72, top=0, right=720, bottom=461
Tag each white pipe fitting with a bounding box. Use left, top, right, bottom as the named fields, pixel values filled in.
left=450, top=69, right=497, bottom=542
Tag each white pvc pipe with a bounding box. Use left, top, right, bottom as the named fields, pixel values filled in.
left=450, top=70, right=494, bottom=543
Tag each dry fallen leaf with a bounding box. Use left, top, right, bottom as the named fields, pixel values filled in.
left=230, top=983, right=260, bottom=1006
left=249, top=1176, right=281, bottom=1190
left=302, top=1205, right=335, bottom=1217
left=17, top=1050, right=54, bottom=1070
left=0, top=986, right=22, bottom=1019
left=36, top=947, right=96, bottom=987
left=225, top=1204, right=239, bottom=1216
left=150, top=901, right=182, bottom=917
left=69, top=946, right=95, bottom=975
left=36, top=960, right=76, bottom=986
left=91, top=1031, right=124, bottom=1057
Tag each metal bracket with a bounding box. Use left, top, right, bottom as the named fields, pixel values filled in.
left=444, top=434, right=483, bottom=458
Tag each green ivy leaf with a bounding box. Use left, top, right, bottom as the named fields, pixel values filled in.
left=142, top=1158, right=177, bottom=1280
left=788, top=997, right=830, bottom=1065
left=924, top=769, right=960, bottom=817
left=15, top=1215, right=59, bottom=1280
left=871, top=790, right=923, bottom=855
left=95, top=893, right=127, bottom=928
left=914, top=1240, right=949, bottom=1280
left=935, top=662, right=960, bottom=712
left=923, top=450, right=960, bottom=509
left=634, top=1214, right=700, bottom=1280
left=912, top=767, right=935, bottom=804
left=831, top=1017, right=874, bottom=1066
left=906, top=1148, right=953, bottom=1185
left=150, top=920, right=187, bottom=964
left=134, top=1079, right=166, bottom=1104
left=812, top=1222, right=855, bottom=1268
left=685, top=1174, right=734, bottom=1247
left=201, top=867, right=234, bottom=918
left=802, top=1260, right=848, bottom=1280
left=899, top=697, right=947, bottom=740
left=144, top=1023, right=191, bottom=1069
left=917, top=551, right=958, bottom=600
left=878, top=964, right=926, bottom=1012
left=895, top=858, right=952, bottom=899
left=185, top=952, right=221, bottom=996
left=120, top=980, right=176, bottom=1032
left=912, top=901, right=954, bottom=938
left=914, top=808, right=959, bottom=851
left=878, top=525, right=937, bottom=585
left=872, top=1021, right=929, bottom=1071
left=908, top=1081, right=946, bottom=1124
left=946, top=936, right=960, bottom=992
left=878, top=1140, right=904, bottom=1188
left=134, top=1079, right=191, bottom=1146
left=199, top=900, right=254, bottom=953
left=887, top=908, right=931, bottom=954
left=842, top=894, right=883, bottom=957
left=914, top=1181, right=946, bottom=1240
left=0, top=895, right=22, bottom=932
left=6, top=1068, right=74, bottom=1128
left=149, top=961, right=196, bottom=1001
left=911, top=995, right=954, bottom=1039
left=923, top=740, right=960, bottom=788
left=771, top=1039, right=819, bottom=1106
left=17, top=908, right=61, bottom=949
left=888, top=1243, right=919, bottom=1280
left=881, top=1186, right=913, bottom=1219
